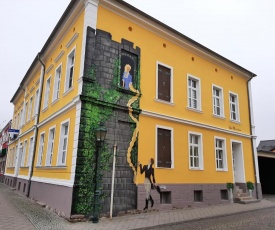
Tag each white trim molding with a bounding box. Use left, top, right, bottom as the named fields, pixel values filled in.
left=31, top=176, right=74, bottom=187
left=54, top=50, right=65, bottom=63
left=66, top=33, right=79, bottom=48
left=45, top=64, right=54, bottom=74
left=142, top=110, right=251, bottom=138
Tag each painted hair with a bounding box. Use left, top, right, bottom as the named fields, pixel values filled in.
left=150, top=158, right=154, bottom=165
left=124, top=64, right=131, bottom=72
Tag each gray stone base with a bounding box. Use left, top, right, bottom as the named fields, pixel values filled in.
left=29, top=181, right=73, bottom=218
left=3, top=175, right=17, bottom=188
left=15, top=178, right=29, bottom=196
left=137, top=183, right=231, bottom=210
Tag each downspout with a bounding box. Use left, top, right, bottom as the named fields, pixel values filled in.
left=26, top=52, right=45, bottom=197
left=247, top=74, right=259, bottom=199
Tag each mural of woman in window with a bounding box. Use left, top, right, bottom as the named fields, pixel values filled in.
left=122, top=64, right=133, bottom=90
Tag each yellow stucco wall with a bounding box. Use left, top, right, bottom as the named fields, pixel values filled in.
left=97, top=6, right=255, bottom=184
left=32, top=106, right=76, bottom=180
left=39, top=10, right=84, bottom=123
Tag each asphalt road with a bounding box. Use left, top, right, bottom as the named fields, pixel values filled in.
left=146, top=207, right=275, bottom=230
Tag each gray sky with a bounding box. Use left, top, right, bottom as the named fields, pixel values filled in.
left=0, top=0, right=274, bottom=144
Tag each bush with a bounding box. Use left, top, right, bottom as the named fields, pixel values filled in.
left=247, top=181, right=254, bottom=190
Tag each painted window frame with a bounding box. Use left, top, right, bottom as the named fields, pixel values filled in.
left=57, top=119, right=70, bottom=166
left=37, top=132, right=45, bottom=166
left=27, top=136, right=34, bottom=167
left=156, top=61, right=174, bottom=104
left=46, top=126, right=56, bottom=166
left=188, top=131, right=204, bottom=170
left=27, top=97, right=33, bottom=121
left=43, top=76, right=51, bottom=109
left=212, top=84, right=224, bottom=117
left=20, top=109, right=24, bottom=127
left=187, top=74, right=201, bottom=111
left=21, top=140, right=28, bottom=167
left=229, top=92, right=240, bottom=122
left=214, top=136, right=228, bottom=171
left=52, top=64, right=62, bottom=102
left=24, top=102, right=28, bottom=124
left=155, top=125, right=174, bottom=169
left=34, top=89, right=39, bottom=116
left=65, top=47, right=76, bottom=92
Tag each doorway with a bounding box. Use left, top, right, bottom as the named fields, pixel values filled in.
left=231, top=141, right=245, bottom=183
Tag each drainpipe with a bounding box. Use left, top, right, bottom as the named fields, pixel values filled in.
left=247, top=74, right=259, bottom=199
left=26, top=52, right=45, bottom=197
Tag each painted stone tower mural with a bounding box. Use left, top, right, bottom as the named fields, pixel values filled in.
left=72, top=27, right=141, bottom=216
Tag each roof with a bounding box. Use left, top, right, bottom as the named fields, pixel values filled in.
left=10, top=0, right=257, bottom=103
left=257, top=140, right=275, bottom=152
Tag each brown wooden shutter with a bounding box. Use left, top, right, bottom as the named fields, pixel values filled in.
left=158, top=65, right=171, bottom=102
left=157, top=128, right=172, bottom=168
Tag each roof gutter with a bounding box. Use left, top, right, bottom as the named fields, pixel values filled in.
left=247, top=74, right=260, bottom=199
left=26, top=52, right=45, bottom=198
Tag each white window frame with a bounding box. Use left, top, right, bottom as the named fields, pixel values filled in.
left=53, top=64, right=62, bottom=102
left=27, top=97, right=33, bottom=122
left=37, top=132, right=45, bottom=166
left=24, top=102, right=28, bottom=124
left=155, top=125, right=174, bottom=169
left=27, top=136, right=34, bottom=167
left=21, top=140, right=28, bottom=167
left=34, top=89, right=39, bottom=116
left=187, top=74, right=201, bottom=111
left=43, top=76, right=51, bottom=109
left=229, top=92, right=240, bottom=122
left=14, top=145, right=18, bottom=167
left=188, top=131, right=204, bottom=170
left=46, top=126, right=56, bottom=166
left=65, top=47, right=76, bottom=92
left=57, top=119, right=70, bottom=166
left=155, top=61, right=174, bottom=104
left=214, top=136, right=228, bottom=171
left=212, top=84, right=224, bottom=117
left=20, top=109, right=24, bottom=127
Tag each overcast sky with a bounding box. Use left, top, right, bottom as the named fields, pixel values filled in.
left=0, top=0, right=274, bottom=144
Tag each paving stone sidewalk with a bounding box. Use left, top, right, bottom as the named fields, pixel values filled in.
left=1, top=183, right=275, bottom=230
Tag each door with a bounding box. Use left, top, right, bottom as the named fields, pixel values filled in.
left=231, top=141, right=245, bottom=183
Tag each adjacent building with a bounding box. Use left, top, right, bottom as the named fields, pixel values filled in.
left=257, top=140, right=275, bottom=194
left=0, top=120, right=11, bottom=182
left=5, top=0, right=261, bottom=218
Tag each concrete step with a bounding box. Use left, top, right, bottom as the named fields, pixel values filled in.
left=235, top=196, right=254, bottom=202
left=238, top=199, right=261, bottom=204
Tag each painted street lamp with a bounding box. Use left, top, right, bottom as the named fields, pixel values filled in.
left=92, top=122, right=107, bottom=223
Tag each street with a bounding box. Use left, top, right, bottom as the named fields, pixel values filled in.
left=146, top=207, right=275, bottom=230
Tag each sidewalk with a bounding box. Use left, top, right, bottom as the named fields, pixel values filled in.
left=1, top=183, right=275, bottom=230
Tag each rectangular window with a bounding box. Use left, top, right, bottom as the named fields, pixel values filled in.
left=46, top=128, right=55, bottom=166
left=215, top=137, right=227, bottom=170
left=24, top=102, right=28, bottom=123
left=27, top=137, right=34, bottom=167
left=34, top=89, right=39, bottom=115
left=58, top=121, right=69, bottom=165
left=14, top=145, right=18, bottom=167
left=53, top=65, right=61, bottom=101
left=188, top=75, right=201, bottom=110
left=17, top=113, right=20, bottom=129
left=65, top=49, right=75, bottom=91
left=43, top=77, right=51, bottom=109
left=20, top=109, right=24, bottom=127
left=157, top=127, right=172, bottom=168
left=229, top=93, right=240, bottom=122
left=157, top=64, right=172, bottom=102
left=212, top=85, right=224, bottom=117
left=189, top=132, right=203, bottom=169
left=21, top=140, right=27, bottom=167
left=27, top=97, right=33, bottom=121
left=37, top=133, right=45, bottom=166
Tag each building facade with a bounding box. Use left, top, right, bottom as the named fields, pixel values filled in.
left=0, top=120, right=11, bottom=182
left=5, top=0, right=261, bottom=218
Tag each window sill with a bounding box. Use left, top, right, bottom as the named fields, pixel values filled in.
left=7, top=167, right=15, bottom=169
left=189, top=168, right=204, bottom=171
left=41, top=106, right=49, bottom=113
left=20, top=166, right=29, bottom=169
left=186, top=107, right=203, bottom=113
left=212, top=114, right=226, bottom=120
left=51, top=98, right=60, bottom=106
left=216, top=169, right=228, bottom=172
left=155, top=98, right=174, bottom=106
left=63, top=87, right=74, bottom=97
left=156, top=167, right=174, bottom=169
left=230, top=119, right=240, bottom=124
left=35, top=166, right=67, bottom=169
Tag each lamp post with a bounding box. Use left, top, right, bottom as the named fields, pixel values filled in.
left=92, top=122, right=107, bottom=223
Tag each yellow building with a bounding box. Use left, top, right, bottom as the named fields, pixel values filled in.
left=5, top=0, right=260, bottom=218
